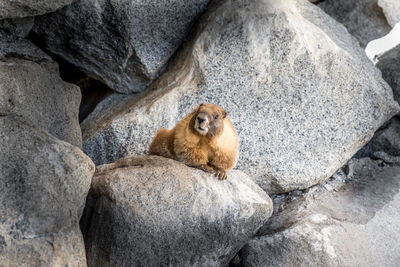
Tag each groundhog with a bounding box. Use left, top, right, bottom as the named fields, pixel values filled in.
left=148, top=103, right=239, bottom=180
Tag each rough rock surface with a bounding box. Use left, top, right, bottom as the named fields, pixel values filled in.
left=0, top=17, right=34, bottom=37
left=0, top=0, right=78, bottom=19
left=318, top=0, right=392, bottom=48
left=376, top=44, right=400, bottom=104
left=0, top=31, right=82, bottom=147
left=356, top=117, right=400, bottom=159
left=238, top=157, right=400, bottom=266
left=0, top=115, right=95, bottom=266
left=82, top=156, right=273, bottom=266
left=82, top=0, right=399, bottom=193
left=32, top=0, right=210, bottom=94
left=378, top=0, right=400, bottom=27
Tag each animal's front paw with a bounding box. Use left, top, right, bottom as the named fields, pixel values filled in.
left=216, top=169, right=227, bottom=180
left=196, top=164, right=215, bottom=173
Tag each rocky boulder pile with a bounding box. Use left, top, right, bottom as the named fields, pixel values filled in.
left=237, top=157, right=400, bottom=266
left=32, top=0, right=211, bottom=93
left=1, top=0, right=400, bottom=266
left=81, top=0, right=399, bottom=194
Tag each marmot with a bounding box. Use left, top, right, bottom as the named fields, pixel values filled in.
left=148, top=103, right=239, bottom=180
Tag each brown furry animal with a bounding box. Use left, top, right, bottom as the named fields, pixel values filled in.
left=148, top=103, right=239, bottom=180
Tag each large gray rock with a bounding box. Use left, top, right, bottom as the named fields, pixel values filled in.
left=376, top=44, right=400, bottom=104
left=82, top=156, right=273, bottom=266
left=0, top=115, right=95, bottom=266
left=318, top=0, right=392, bottom=48
left=32, top=0, right=210, bottom=94
left=0, top=0, right=78, bottom=19
left=82, top=0, right=399, bottom=193
left=0, top=31, right=82, bottom=147
left=378, top=0, right=400, bottom=27
left=238, top=157, right=400, bottom=267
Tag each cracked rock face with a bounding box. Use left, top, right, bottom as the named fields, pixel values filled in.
left=0, top=31, right=82, bottom=147
left=0, top=0, right=78, bottom=19
left=81, top=156, right=273, bottom=266
left=0, top=115, right=95, bottom=266
left=82, top=0, right=399, bottom=193
left=318, top=0, right=392, bottom=48
left=32, top=0, right=210, bottom=94
left=238, top=157, right=400, bottom=267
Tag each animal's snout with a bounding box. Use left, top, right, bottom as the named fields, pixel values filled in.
left=195, top=113, right=209, bottom=132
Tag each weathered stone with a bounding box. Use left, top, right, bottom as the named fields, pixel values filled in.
left=32, top=0, right=210, bottom=94
left=318, top=0, right=392, bottom=48
left=0, top=115, right=95, bottom=266
left=356, top=117, right=400, bottom=159
left=376, top=44, right=400, bottom=104
left=82, top=0, right=399, bottom=193
left=0, top=0, right=78, bottom=20
left=0, top=17, right=34, bottom=37
left=378, top=0, right=400, bottom=27
left=0, top=31, right=82, bottom=147
left=82, top=156, right=273, bottom=266
left=238, top=157, right=400, bottom=266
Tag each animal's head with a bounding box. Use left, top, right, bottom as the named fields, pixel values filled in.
left=190, top=103, right=228, bottom=138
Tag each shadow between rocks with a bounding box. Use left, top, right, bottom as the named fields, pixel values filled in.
left=27, top=31, right=114, bottom=123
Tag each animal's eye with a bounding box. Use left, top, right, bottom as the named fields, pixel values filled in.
left=214, top=114, right=219, bottom=119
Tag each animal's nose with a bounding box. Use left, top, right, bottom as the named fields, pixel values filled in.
left=197, top=117, right=205, bottom=124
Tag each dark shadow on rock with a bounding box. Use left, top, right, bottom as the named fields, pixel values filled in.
left=27, top=31, right=114, bottom=123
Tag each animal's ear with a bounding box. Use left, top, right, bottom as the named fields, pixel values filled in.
left=196, top=104, right=205, bottom=112
left=223, top=110, right=227, bottom=118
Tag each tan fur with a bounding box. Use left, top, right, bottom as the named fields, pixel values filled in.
left=148, top=103, right=239, bottom=180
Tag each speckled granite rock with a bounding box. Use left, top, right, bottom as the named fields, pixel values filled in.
left=0, top=115, right=95, bottom=266
left=318, top=0, right=391, bottom=47
left=0, top=0, right=78, bottom=19
left=0, top=31, right=82, bottom=147
left=32, top=0, right=210, bottom=94
left=82, top=156, right=272, bottom=266
left=378, top=0, right=400, bottom=27
left=82, top=0, right=399, bottom=193
left=238, top=157, right=400, bottom=266
left=376, top=44, right=400, bottom=104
